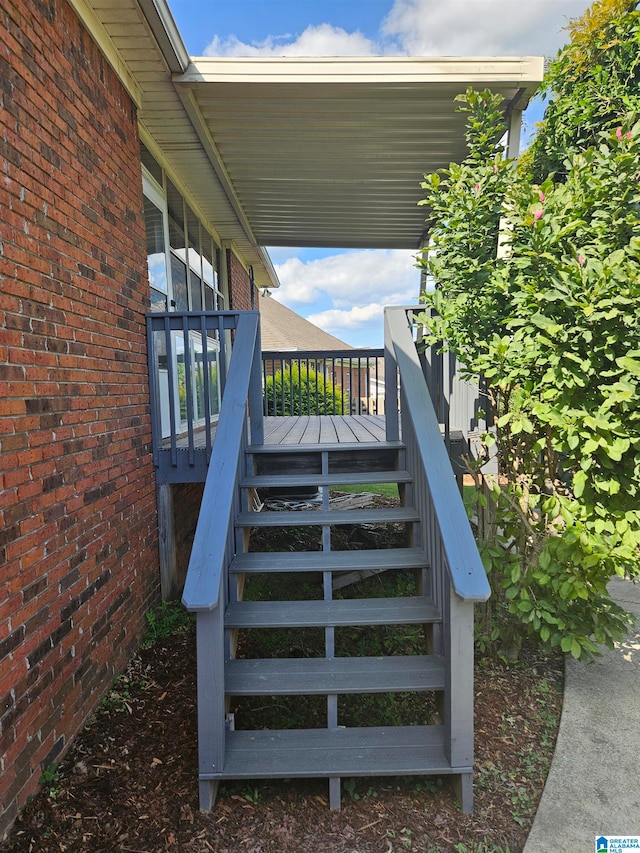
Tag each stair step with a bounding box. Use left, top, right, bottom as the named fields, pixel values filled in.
left=229, top=547, right=428, bottom=574
left=225, top=655, right=445, bottom=696
left=242, top=470, right=412, bottom=488
left=225, top=596, right=440, bottom=629
left=248, top=441, right=404, bottom=454
left=236, top=507, right=420, bottom=528
left=202, top=725, right=460, bottom=780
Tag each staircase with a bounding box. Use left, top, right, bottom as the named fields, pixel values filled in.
left=181, top=306, right=490, bottom=815
left=226, top=440, right=452, bottom=810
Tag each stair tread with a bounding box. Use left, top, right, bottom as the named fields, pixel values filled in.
left=225, top=596, right=440, bottom=628
left=242, top=471, right=411, bottom=488
left=202, top=725, right=462, bottom=779
left=230, top=547, right=428, bottom=574
left=225, top=655, right=445, bottom=695
left=236, top=507, right=420, bottom=527
left=248, top=441, right=404, bottom=454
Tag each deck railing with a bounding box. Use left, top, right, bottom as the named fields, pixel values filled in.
left=414, top=309, right=491, bottom=460
left=146, top=311, right=264, bottom=475
left=261, top=349, right=386, bottom=416
left=384, top=305, right=490, bottom=804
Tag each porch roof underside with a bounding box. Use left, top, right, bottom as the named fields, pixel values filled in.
left=173, top=57, right=544, bottom=250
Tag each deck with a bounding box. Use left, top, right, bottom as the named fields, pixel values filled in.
left=263, top=415, right=386, bottom=446
left=158, top=415, right=390, bottom=483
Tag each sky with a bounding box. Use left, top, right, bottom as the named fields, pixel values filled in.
left=167, top=0, right=593, bottom=348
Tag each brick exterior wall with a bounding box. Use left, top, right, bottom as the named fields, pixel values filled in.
left=227, top=249, right=254, bottom=311
left=0, top=0, right=160, bottom=836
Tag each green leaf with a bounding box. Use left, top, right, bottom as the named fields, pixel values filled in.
left=573, top=469, right=587, bottom=498
left=616, top=356, right=640, bottom=377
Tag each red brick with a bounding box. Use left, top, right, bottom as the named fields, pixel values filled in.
left=0, top=0, right=158, bottom=838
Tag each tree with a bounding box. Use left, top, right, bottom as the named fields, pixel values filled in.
left=528, top=0, right=640, bottom=182
left=416, top=1, right=640, bottom=659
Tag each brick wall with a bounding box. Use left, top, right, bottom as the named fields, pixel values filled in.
left=0, top=0, right=160, bottom=836
left=227, top=249, right=254, bottom=311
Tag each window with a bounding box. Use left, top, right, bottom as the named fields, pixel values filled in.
left=142, top=154, right=225, bottom=434
left=144, top=196, right=168, bottom=313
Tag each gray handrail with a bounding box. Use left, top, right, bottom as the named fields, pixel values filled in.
left=384, top=306, right=490, bottom=602
left=182, top=312, right=259, bottom=611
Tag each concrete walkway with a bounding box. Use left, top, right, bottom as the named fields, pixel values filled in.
left=524, top=577, right=640, bottom=853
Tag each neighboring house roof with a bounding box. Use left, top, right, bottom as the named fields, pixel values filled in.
left=259, top=292, right=353, bottom=352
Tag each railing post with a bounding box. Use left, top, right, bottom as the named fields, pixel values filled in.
left=248, top=311, right=264, bottom=446
left=196, top=607, right=226, bottom=810
left=384, top=309, right=400, bottom=441
left=146, top=315, right=161, bottom=468
left=444, top=583, right=475, bottom=813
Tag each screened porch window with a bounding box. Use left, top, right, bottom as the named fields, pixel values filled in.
left=142, top=150, right=225, bottom=436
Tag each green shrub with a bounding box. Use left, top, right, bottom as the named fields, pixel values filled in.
left=263, top=362, right=348, bottom=416
left=416, top=75, right=640, bottom=659
left=527, top=0, right=640, bottom=182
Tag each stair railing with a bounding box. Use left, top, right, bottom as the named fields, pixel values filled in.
left=181, top=310, right=262, bottom=809
left=384, top=305, right=490, bottom=809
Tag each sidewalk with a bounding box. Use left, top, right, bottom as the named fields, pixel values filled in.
left=523, top=577, right=640, bottom=853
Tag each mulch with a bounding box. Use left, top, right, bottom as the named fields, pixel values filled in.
left=2, top=624, right=562, bottom=853
left=3, top=496, right=563, bottom=852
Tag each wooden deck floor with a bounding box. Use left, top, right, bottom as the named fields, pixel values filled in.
left=263, top=415, right=387, bottom=446
left=165, top=415, right=388, bottom=451
left=158, top=415, right=391, bottom=483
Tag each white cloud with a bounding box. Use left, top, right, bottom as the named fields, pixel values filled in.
left=273, top=249, right=419, bottom=309
left=205, top=24, right=377, bottom=57
left=204, top=1, right=591, bottom=60
left=271, top=249, right=420, bottom=346
left=307, top=303, right=385, bottom=330
left=381, top=0, right=591, bottom=58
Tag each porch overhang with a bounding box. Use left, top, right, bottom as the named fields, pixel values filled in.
left=172, top=56, right=544, bottom=250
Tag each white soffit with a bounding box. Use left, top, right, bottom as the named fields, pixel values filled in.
left=83, top=0, right=279, bottom=288
left=173, top=56, right=544, bottom=250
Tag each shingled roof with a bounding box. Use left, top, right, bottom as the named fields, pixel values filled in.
left=259, top=292, right=353, bottom=352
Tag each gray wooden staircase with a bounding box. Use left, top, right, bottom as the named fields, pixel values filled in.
left=206, top=441, right=460, bottom=810
left=181, top=307, right=490, bottom=815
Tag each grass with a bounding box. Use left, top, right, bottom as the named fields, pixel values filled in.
left=141, top=600, right=194, bottom=648
left=332, top=482, right=478, bottom=512
left=330, top=482, right=399, bottom=499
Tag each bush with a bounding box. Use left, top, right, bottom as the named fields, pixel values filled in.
left=263, top=363, right=349, bottom=416
left=527, top=0, right=640, bottom=182
left=416, top=77, right=640, bottom=659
